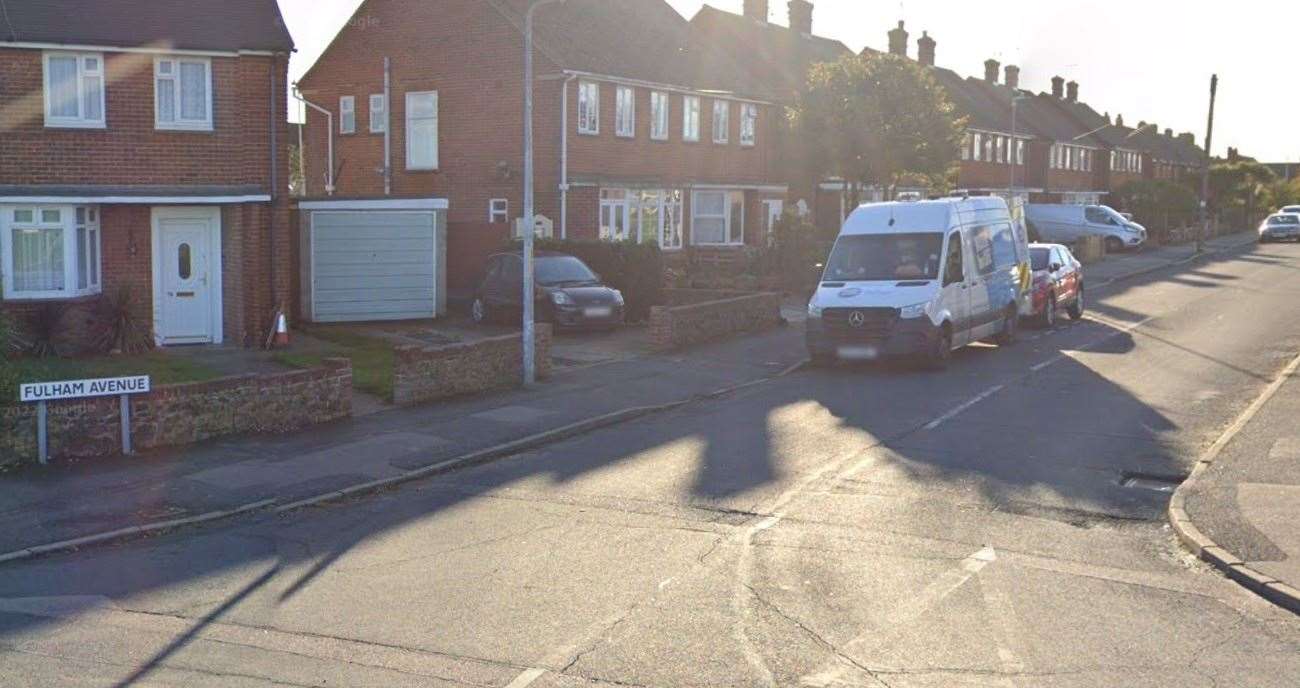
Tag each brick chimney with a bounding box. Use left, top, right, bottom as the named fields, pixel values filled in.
left=1178, top=132, right=1195, bottom=145
left=1116, top=113, right=1124, bottom=127
left=788, top=0, right=813, bottom=35
left=1004, top=65, right=1020, bottom=89
left=984, top=59, right=1000, bottom=84
left=1051, top=76, right=1064, bottom=98
left=1165, top=128, right=1173, bottom=137
left=888, top=20, right=909, bottom=57
left=917, top=31, right=935, bottom=66
left=743, top=0, right=769, bottom=22
left=1066, top=80, right=1078, bottom=102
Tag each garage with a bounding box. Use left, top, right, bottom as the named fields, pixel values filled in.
left=297, top=199, right=448, bottom=323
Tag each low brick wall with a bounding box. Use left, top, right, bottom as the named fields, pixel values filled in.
left=649, top=290, right=782, bottom=351
left=0, top=359, right=353, bottom=467
left=392, top=324, right=552, bottom=406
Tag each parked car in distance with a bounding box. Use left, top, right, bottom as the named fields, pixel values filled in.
left=1026, top=243, right=1085, bottom=327
left=1025, top=204, right=1147, bottom=253
left=472, top=251, right=625, bottom=329
left=806, top=197, right=1029, bottom=370
left=1278, top=205, right=1300, bottom=215
left=1258, top=213, right=1300, bottom=243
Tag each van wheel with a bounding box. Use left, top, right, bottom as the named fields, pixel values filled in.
left=1068, top=287, right=1084, bottom=320
left=1038, top=294, right=1056, bottom=328
left=925, top=326, right=953, bottom=370
left=994, top=308, right=1018, bottom=346
left=1105, top=237, right=1124, bottom=254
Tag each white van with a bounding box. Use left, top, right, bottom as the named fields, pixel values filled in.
left=806, top=197, right=1030, bottom=369
left=1024, top=204, right=1147, bottom=252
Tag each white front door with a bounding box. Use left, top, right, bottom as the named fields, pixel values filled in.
left=153, top=208, right=220, bottom=345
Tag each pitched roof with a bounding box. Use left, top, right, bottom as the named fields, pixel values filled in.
left=489, top=0, right=767, bottom=99
left=929, top=68, right=1027, bottom=136
left=688, top=5, right=852, bottom=98
left=0, top=0, right=294, bottom=52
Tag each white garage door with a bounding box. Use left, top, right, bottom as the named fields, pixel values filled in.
left=310, top=211, right=437, bottom=322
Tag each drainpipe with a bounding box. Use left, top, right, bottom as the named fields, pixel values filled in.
left=383, top=57, right=392, bottom=195
left=291, top=84, right=336, bottom=195
left=268, top=54, right=280, bottom=345
left=560, top=73, right=576, bottom=239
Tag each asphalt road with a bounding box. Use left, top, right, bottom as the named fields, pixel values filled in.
left=3, top=242, right=1300, bottom=687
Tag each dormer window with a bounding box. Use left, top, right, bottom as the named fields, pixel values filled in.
left=155, top=57, right=213, bottom=131
left=44, top=52, right=105, bottom=128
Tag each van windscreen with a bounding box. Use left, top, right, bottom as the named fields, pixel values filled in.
left=824, top=233, right=944, bottom=282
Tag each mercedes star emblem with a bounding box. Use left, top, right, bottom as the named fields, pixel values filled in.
left=848, top=310, right=867, bottom=328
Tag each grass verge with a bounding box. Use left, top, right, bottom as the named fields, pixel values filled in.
left=273, top=326, right=394, bottom=400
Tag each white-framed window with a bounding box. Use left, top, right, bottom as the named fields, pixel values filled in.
left=1016, top=139, right=1026, bottom=166
left=683, top=95, right=700, bottom=142
left=405, top=90, right=438, bottom=170
left=650, top=91, right=669, bottom=141
left=577, top=80, right=599, bottom=135
left=43, top=52, right=105, bottom=128
left=368, top=94, right=386, bottom=133
left=972, top=132, right=983, bottom=162
left=740, top=103, right=757, bottom=147
left=599, top=189, right=631, bottom=242
left=155, top=57, right=212, bottom=131
left=692, top=190, right=745, bottom=246
left=712, top=100, right=730, bottom=144
left=615, top=86, right=635, bottom=138
left=961, top=133, right=972, bottom=161
left=598, top=189, right=684, bottom=250
left=489, top=199, right=509, bottom=224
left=2, top=205, right=102, bottom=300
left=338, top=96, right=355, bottom=134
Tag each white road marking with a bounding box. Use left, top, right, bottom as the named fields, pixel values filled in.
left=924, top=385, right=1005, bottom=430
left=504, top=667, right=547, bottom=688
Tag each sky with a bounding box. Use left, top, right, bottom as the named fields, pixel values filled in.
left=280, top=0, right=1299, bottom=161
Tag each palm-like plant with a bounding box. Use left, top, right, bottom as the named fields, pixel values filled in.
left=90, top=286, right=155, bottom=355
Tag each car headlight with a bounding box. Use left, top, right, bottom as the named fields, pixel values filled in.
left=610, top=289, right=624, bottom=305
left=551, top=291, right=573, bottom=306
left=899, top=302, right=928, bottom=319
left=808, top=303, right=823, bottom=318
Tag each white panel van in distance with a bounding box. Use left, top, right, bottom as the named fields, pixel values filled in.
left=1024, top=204, right=1147, bottom=252
left=806, top=197, right=1031, bottom=370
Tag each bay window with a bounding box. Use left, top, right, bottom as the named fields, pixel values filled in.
left=615, top=86, right=635, bottom=138
left=650, top=91, right=669, bottom=141
left=155, top=57, right=213, bottom=130
left=740, top=103, right=757, bottom=146
left=691, top=190, right=744, bottom=246
left=44, top=52, right=105, bottom=128
left=577, top=81, right=599, bottom=135
left=598, top=189, right=684, bottom=250
left=683, top=96, right=700, bottom=142
left=2, top=206, right=102, bottom=300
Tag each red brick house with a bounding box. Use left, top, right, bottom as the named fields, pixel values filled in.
left=0, top=0, right=295, bottom=347
left=297, top=0, right=787, bottom=291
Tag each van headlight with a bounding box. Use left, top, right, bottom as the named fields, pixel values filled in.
left=899, top=302, right=928, bottom=319
left=551, top=291, right=574, bottom=306
left=808, top=303, right=823, bottom=318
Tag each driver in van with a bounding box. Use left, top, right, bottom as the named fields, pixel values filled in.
left=894, top=239, right=935, bottom=280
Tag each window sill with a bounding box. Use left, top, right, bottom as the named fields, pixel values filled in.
left=650, top=136, right=669, bottom=143
left=44, top=120, right=107, bottom=130
left=615, top=133, right=635, bottom=139
left=3, top=290, right=102, bottom=303
left=578, top=130, right=599, bottom=136
left=156, top=123, right=214, bottom=133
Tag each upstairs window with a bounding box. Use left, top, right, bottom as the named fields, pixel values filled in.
left=961, top=133, right=971, bottom=161
left=44, top=52, right=105, bottom=128
left=615, top=86, right=635, bottom=138
left=712, top=100, right=729, bottom=144
left=577, top=81, right=599, bottom=135
left=339, top=96, right=356, bottom=134
left=972, top=132, right=983, bottom=161
left=740, top=103, right=757, bottom=146
left=155, top=57, right=212, bottom=131
left=405, top=90, right=438, bottom=170
left=368, top=94, right=386, bottom=133
left=650, top=91, right=669, bottom=141
left=683, top=95, right=700, bottom=142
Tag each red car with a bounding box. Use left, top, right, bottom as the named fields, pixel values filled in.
left=1027, top=243, right=1085, bottom=327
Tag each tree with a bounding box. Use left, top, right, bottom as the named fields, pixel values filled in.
left=1114, top=179, right=1199, bottom=242
left=788, top=52, right=966, bottom=209
left=1209, top=159, right=1277, bottom=227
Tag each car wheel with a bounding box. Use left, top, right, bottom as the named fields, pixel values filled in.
left=994, top=308, right=1018, bottom=346
left=924, top=326, right=953, bottom=371
left=1067, top=287, right=1085, bottom=320
left=471, top=297, right=490, bottom=325
left=1105, top=236, right=1124, bottom=254
left=1038, top=293, right=1056, bottom=328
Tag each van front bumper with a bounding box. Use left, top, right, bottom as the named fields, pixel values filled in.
left=806, top=315, right=941, bottom=361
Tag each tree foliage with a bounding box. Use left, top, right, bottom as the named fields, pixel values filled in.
left=788, top=52, right=966, bottom=205
left=1114, top=179, right=1199, bottom=242
left=1209, top=159, right=1277, bottom=225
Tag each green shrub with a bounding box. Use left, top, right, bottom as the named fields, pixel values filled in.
left=752, top=211, right=831, bottom=294
left=507, top=238, right=664, bottom=322
left=1115, top=180, right=1199, bottom=243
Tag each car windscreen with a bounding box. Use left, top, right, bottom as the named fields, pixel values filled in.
left=1030, top=247, right=1052, bottom=271
left=824, top=233, right=944, bottom=282
left=1269, top=215, right=1300, bottom=225
left=535, top=256, right=599, bottom=285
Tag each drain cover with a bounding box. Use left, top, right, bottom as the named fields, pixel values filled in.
left=1120, top=472, right=1186, bottom=492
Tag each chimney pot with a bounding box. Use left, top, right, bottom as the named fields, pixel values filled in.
left=1066, top=80, right=1078, bottom=102
left=743, top=0, right=770, bottom=22
left=787, top=0, right=813, bottom=35
left=1116, top=113, right=1124, bottom=127
left=1165, top=128, right=1173, bottom=137
left=984, top=59, right=1000, bottom=84
left=917, top=31, right=936, bottom=66
left=888, top=20, right=909, bottom=57
left=1003, top=65, right=1020, bottom=89
left=1051, top=76, right=1065, bottom=98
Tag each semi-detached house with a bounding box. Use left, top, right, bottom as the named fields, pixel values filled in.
left=0, top=0, right=295, bottom=347
left=297, top=0, right=787, bottom=294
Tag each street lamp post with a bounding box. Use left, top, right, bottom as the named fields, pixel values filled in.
left=522, top=0, right=565, bottom=386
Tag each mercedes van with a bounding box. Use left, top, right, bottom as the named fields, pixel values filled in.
left=806, top=197, right=1030, bottom=369
left=1025, top=204, right=1147, bottom=252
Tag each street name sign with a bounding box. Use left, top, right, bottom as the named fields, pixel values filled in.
left=20, top=376, right=151, bottom=403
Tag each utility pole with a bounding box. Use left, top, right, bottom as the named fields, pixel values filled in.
left=1197, top=74, right=1218, bottom=254
left=522, top=0, right=565, bottom=386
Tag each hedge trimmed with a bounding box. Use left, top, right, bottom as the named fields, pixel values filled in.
left=507, top=239, right=664, bottom=322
